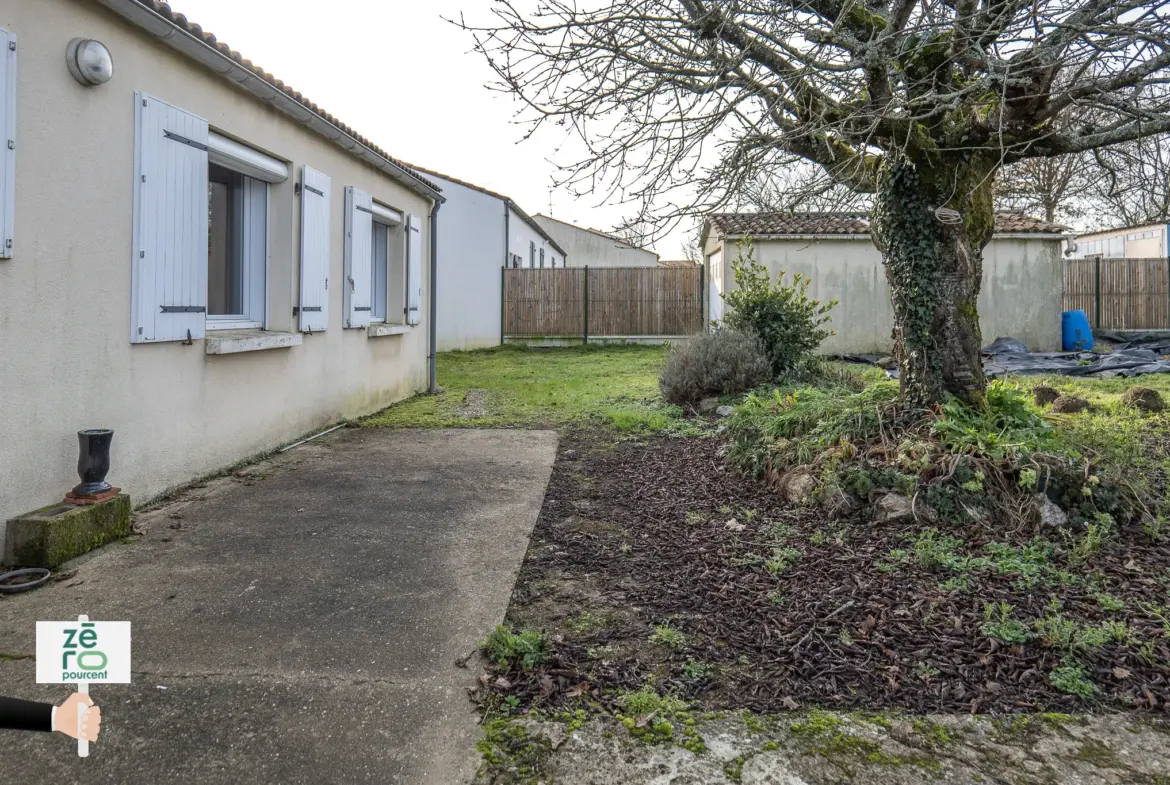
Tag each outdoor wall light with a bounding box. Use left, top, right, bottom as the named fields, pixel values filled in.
left=66, top=38, right=114, bottom=86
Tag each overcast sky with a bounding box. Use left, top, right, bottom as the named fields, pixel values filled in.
left=171, top=0, right=690, bottom=257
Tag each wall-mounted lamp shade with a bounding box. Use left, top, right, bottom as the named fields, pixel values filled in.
left=66, top=38, right=114, bottom=86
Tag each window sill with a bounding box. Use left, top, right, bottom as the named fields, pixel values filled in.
left=205, top=329, right=303, bottom=355
left=367, top=323, right=411, bottom=338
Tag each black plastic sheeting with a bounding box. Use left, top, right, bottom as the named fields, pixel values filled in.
left=981, top=336, right=1170, bottom=378
left=842, top=335, right=1170, bottom=380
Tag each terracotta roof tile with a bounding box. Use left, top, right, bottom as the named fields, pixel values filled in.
left=131, top=0, right=440, bottom=194
left=708, top=211, right=1069, bottom=237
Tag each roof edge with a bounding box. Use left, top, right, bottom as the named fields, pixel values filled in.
left=97, top=0, right=443, bottom=202
left=533, top=213, right=661, bottom=258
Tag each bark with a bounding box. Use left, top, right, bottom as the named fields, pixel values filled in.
left=871, top=153, right=993, bottom=408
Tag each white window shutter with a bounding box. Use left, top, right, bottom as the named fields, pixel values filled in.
left=130, top=93, right=209, bottom=343
left=0, top=29, right=14, bottom=259
left=299, top=165, right=331, bottom=332
left=406, top=213, right=422, bottom=326
left=343, top=186, right=373, bottom=328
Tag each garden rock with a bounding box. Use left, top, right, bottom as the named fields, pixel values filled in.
left=1050, top=395, right=1090, bottom=413
left=715, top=405, right=735, bottom=417
left=698, top=397, right=720, bottom=414
left=875, top=356, right=898, bottom=370
left=1034, top=494, right=1068, bottom=530
left=1121, top=385, right=1165, bottom=412
left=1032, top=385, right=1060, bottom=406
left=780, top=470, right=817, bottom=506
left=873, top=492, right=913, bottom=523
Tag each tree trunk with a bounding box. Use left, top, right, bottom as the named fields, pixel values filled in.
left=871, top=152, right=994, bottom=408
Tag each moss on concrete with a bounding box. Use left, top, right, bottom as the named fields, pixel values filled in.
left=6, top=494, right=131, bottom=568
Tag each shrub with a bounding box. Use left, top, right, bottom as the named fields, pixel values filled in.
left=659, top=327, right=771, bottom=404
left=722, top=239, right=836, bottom=376
left=484, top=625, right=548, bottom=670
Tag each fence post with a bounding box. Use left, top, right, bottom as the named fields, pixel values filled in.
left=583, top=266, right=590, bottom=344
left=500, top=266, right=506, bottom=345
left=699, top=263, right=705, bottom=331
left=1094, top=256, right=1102, bottom=330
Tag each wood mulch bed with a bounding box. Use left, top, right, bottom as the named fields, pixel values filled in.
left=488, top=429, right=1170, bottom=716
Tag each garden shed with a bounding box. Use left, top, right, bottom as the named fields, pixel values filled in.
left=701, top=212, right=1071, bottom=355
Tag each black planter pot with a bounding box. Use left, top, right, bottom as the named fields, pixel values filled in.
left=73, top=429, right=114, bottom=496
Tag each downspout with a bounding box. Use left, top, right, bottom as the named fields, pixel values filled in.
left=503, top=203, right=511, bottom=345
left=429, top=200, right=441, bottom=394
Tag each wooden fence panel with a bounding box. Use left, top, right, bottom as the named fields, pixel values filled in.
left=502, top=266, right=703, bottom=339
left=1063, top=257, right=1170, bottom=331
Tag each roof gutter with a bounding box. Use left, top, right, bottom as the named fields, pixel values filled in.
left=95, top=0, right=444, bottom=203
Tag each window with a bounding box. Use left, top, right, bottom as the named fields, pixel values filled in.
left=540, top=248, right=545, bottom=268
left=369, top=204, right=405, bottom=324
left=530, top=241, right=536, bottom=268
left=207, top=163, right=267, bottom=328
left=0, top=28, right=14, bottom=259
left=511, top=253, right=521, bottom=269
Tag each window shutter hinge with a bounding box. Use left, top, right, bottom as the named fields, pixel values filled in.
left=5, top=238, right=11, bottom=249
left=6, top=140, right=12, bottom=150
left=8, top=41, right=14, bottom=51
left=142, top=174, right=146, bottom=182
left=140, top=251, right=145, bottom=258
left=182, top=329, right=193, bottom=346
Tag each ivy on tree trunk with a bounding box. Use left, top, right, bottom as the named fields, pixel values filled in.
left=872, top=153, right=993, bottom=408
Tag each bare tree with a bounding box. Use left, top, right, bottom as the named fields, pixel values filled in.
left=996, top=154, right=1096, bottom=224
left=458, top=0, right=1170, bottom=406
left=742, top=158, right=870, bottom=214
left=1092, top=133, right=1170, bottom=226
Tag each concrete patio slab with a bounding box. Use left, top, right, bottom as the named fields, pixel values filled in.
left=0, top=427, right=558, bottom=785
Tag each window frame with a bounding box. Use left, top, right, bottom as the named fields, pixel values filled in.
left=205, top=162, right=269, bottom=331
left=0, top=28, right=14, bottom=259
left=369, top=201, right=404, bottom=325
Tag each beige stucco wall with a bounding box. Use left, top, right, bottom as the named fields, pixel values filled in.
left=0, top=0, right=434, bottom=540
left=533, top=215, right=660, bottom=267
left=705, top=234, right=1063, bottom=355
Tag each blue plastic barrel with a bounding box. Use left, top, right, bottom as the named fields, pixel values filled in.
left=1062, top=310, right=1094, bottom=351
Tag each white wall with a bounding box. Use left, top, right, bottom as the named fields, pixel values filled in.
left=432, top=176, right=506, bottom=350
left=510, top=210, right=561, bottom=268
left=706, top=235, right=1063, bottom=354
left=533, top=215, right=658, bottom=267
left=0, top=0, right=433, bottom=541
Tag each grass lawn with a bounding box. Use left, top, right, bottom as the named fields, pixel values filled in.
left=364, top=343, right=694, bottom=432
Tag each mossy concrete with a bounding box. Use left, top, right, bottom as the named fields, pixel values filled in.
left=4, top=493, right=131, bottom=568
left=477, top=711, right=1170, bottom=784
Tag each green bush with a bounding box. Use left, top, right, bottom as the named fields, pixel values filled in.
left=722, top=239, right=836, bottom=376
left=484, top=625, right=548, bottom=670
left=659, top=327, right=771, bottom=404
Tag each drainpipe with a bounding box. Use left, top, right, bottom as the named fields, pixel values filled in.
left=503, top=203, right=511, bottom=345
left=429, top=200, right=441, bottom=394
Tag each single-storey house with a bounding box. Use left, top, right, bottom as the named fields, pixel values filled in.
left=406, top=168, right=566, bottom=351
left=701, top=212, right=1070, bottom=355
left=1075, top=223, right=1169, bottom=258
left=533, top=214, right=661, bottom=267
left=1, top=0, right=443, bottom=546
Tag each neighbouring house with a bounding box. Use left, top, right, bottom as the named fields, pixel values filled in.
left=658, top=259, right=700, bottom=268
left=1074, top=222, right=1170, bottom=258
left=533, top=214, right=661, bottom=267
left=701, top=212, right=1070, bottom=355
left=0, top=0, right=444, bottom=548
left=405, top=167, right=567, bottom=351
